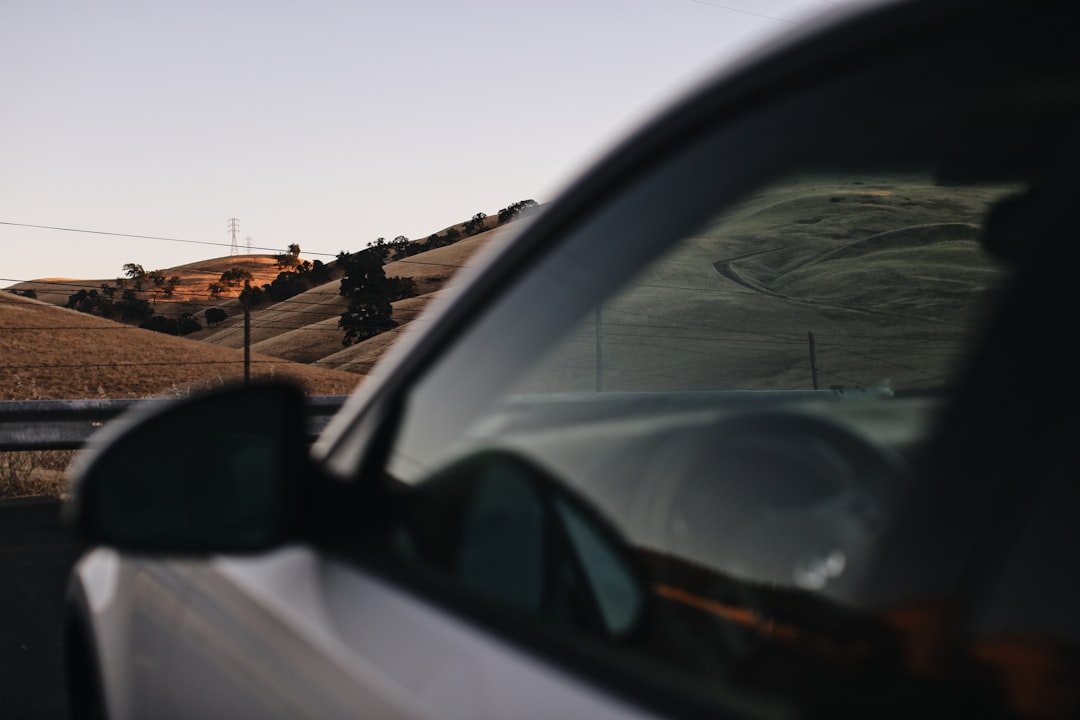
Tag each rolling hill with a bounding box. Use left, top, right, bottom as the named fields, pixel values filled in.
left=0, top=291, right=361, bottom=400
left=3, top=212, right=509, bottom=400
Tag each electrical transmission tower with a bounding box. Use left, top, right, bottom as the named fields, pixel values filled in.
left=227, top=218, right=240, bottom=256
left=245, top=236, right=253, bottom=254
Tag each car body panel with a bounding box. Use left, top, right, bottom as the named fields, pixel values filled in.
left=74, top=548, right=665, bottom=720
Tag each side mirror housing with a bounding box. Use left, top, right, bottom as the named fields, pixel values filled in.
left=67, top=382, right=312, bottom=554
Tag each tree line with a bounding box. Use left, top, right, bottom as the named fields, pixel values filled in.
left=65, top=264, right=200, bottom=336
left=56, top=200, right=537, bottom=344
left=333, top=200, right=536, bottom=346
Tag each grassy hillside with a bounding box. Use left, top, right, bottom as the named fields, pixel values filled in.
left=2, top=209, right=514, bottom=402
left=195, top=225, right=501, bottom=366
left=12, top=254, right=290, bottom=320
left=0, top=291, right=360, bottom=400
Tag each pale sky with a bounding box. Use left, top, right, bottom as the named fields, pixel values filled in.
left=1, top=0, right=854, bottom=287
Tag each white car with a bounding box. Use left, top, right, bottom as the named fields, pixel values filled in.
left=65, top=0, right=1080, bottom=718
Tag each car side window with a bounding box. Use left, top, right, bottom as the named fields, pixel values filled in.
left=373, top=168, right=1019, bottom=711
left=388, top=169, right=1014, bottom=598
left=514, top=175, right=1011, bottom=397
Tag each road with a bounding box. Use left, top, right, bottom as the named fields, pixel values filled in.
left=0, top=497, right=87, bottom=720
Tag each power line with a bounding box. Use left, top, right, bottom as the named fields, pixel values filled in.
left=0, top=220, right=340, bottom=258
left=681, top=0, right=800, bottom=24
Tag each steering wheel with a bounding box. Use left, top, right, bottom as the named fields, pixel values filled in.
left=638, top=410, right=910, bottom=603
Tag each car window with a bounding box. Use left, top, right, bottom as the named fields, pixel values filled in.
left=513, top=173, right=1012, bottom=397
left=346, top=9, right=1080, bottom=718
left=387, top=169, right=1015, bottom=603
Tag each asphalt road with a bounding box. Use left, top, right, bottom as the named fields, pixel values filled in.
left=0, top=497, right=88, bottom=720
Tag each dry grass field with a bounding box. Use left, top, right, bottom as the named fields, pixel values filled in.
left=0, top=291, right=361, bottom=498
left=0, top=292, right=361, bottom=399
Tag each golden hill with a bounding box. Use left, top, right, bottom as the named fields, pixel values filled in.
left=0, top=291, right=360, bottom=400
left=3, top=209, right=522, bottom=400
left=196, top=224, right=502, bottom=367
left=12, top=254, right=291, bottom=319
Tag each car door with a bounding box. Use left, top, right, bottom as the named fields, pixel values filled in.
left=315, top=2, right=1080, bottom=718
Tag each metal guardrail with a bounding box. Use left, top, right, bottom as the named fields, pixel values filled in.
left=0, top=396, right=349, bottom=451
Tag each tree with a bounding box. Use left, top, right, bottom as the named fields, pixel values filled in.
left=337, top=250, right=411, bottom=346
left=114, top=289, right=153, bottom=322
left=144, top=270, right=167, bottom=305
left=366, top=238, right=389, bottom=263
left=140, top=315, right=177, bottom=335
left=260, top=257, right=333, bottom=302
left=207, top=282, right=226, bottom=298
left=388, top=235, right=420, bottom=261
left=123, top=263, right=146, bottom=290
left=276, top=243, right=302, bottom=270
left=497, top=199, right=539, bottom=225
left=141, top=312, right=200, bottom=336
left=162, top=276, right=181, bottom=298
left=205, top=307, right=227, bottom=326
left=239, top=283, right=264, bottom=306
left=176, top=312, right=201, bottom=335
left=220, top=267, right=253, bottom=287
left=464, top=212, right=488, bottom=236
left=67, top=289, right=113, bottom=317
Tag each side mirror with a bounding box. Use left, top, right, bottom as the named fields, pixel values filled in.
left=401, top=450, right=647, bottom=639
left=67, top=382, right=311, bottom=554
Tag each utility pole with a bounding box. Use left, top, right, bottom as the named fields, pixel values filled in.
left=808, top=331, right=820, bottom=390
left=227, top=218, right=240, bottom=256
left=595, top=305, right=603, bottom=392
left=243, top=280, right=251, bottom=385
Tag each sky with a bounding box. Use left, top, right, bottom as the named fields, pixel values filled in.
left=1, top=0, right=855, bottom=287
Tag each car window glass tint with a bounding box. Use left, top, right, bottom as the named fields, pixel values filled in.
left=375, top=168, right=1043, bottom=716
left=513, top=174, right=1013, bottom=396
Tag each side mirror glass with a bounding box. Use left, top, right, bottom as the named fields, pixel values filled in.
left=400, top=450, right=646, bottom=638
left=68, top=382, right=310, bottom=554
